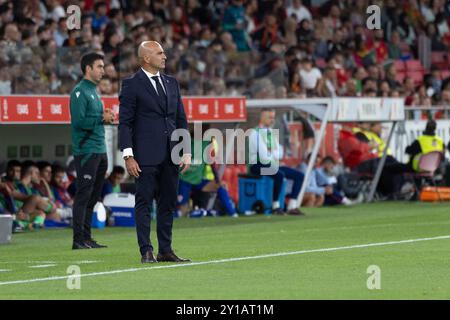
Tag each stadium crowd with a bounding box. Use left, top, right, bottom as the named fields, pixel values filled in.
left=2, top=0, right=450, bottom=230
left=1, top=0, right=450, bottom=117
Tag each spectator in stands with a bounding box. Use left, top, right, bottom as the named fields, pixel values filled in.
left=222, top=0, right=251, bottom=52
left=91, top=1, right=109, bottom=33
left=299, top=57, right=322, bottom=96
left=371, top=29, right=388, bottom=64
left=287, top=0, right=311, bottom=23
left=251, top=13, right=282, bottom=52
left=101, top=165, right=125, bottom=200
left=297, top=18, right=313, bottom=45
left=316, top=66, right=337, bottom=97
left=98, top=76, right=113, bottom=95
left=53, top=17, right=67, bottom=46
left=388, top=30, right=402, bottom=60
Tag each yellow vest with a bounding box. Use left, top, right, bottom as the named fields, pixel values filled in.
left=412, top=135, right=444, bottom=171
left=203, top=139, right=219, bottom=180
left=368, top=132, right=392, bottom=157
left=353, top=128, right=390, bottom=157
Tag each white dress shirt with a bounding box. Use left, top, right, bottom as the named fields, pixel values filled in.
left=122, top=68, right=167, bottom=159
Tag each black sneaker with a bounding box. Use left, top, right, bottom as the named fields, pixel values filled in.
left=72, top=241, right=91, bottom=250
left=273, top=208, right=287, bottom=216
left=85, top=239, right=107, bottom=249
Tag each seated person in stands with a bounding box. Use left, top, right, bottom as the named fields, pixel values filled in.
left=101, top=165, right=125, bottom=199
left=178, top=128, right=237, bottom=217
left=12, top=162, right=61, bottom=223
left=35, top=161, right=55, bottom=201
left=248, top=108, right=304, bottom=215
left=51, top=165, right=74, bottom=209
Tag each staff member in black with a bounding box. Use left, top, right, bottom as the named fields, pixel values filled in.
left=69, top=52, right=115, bottom=249
left=119, top=41, right=191, bottom=263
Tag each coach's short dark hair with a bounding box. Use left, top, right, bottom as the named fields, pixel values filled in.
left=80, top=52, right=104, bottom=75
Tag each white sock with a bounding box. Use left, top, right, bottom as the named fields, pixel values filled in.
left=272, top=201, right=280, bottom=209
left=287, top=199, right=298, bottom=210
left=341, top=197, right=353, bottom=205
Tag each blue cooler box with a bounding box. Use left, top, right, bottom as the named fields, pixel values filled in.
left=103, top=193, right=135, bottom=227
left=238, top=175, right=286, bottom=215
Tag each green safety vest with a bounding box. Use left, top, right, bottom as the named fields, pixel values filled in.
left=412, top=135, right=444, bottom=172
left=353, top=127, right=392, bottom=157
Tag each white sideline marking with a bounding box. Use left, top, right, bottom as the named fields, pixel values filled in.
left=0, top=261, right=56, bottom=264
left=0, top=269, right=11, bottom=272
left=76, top=261, right=100, bottom=264
left=1, top=235, right=449, bottom=286
left=28, top=264, right=57, bottom=269
left=0, top=261, right=101, bottom=265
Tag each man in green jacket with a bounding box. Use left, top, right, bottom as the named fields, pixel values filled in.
left=70, top=52, right=114, bottom=250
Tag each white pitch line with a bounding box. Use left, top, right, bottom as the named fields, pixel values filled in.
left=76, top=261, right=100, bottom=264
left=0, top=269, right=11, bottom=272
left=28, top=264, right=57, bottom=269
left=1, top=234, right=449, bottom=286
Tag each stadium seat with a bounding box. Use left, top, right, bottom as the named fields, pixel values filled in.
left=406, top=71, right=424, bottom=85
left=431, top=51, right=448, bottom=70
left=395, top=71, right=406, bottom=83
left=441, top=70, right=450, bottom=80
left=405, top=151, right=443, bottom=201
left=394, top=60, right=406, bottom=73
left=406, top=59, right=425, bottom=72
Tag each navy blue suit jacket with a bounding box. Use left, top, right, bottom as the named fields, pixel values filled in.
left=118, top=69, right=188, bottom=166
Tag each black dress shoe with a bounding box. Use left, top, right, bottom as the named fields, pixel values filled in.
left=141, top=251, right=158, bottom=263
left=287, top=208, right=306, bottom=216
left=72, top=241, right=91, bottom=250
left=157, top=251, right=191, bottom=263
left=85, top=239, right=107, bottom=249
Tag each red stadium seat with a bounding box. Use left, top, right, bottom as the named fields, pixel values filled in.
left=431, top=51, right=448, bottom=70
left=395, top=71, right=406, bottom=83
left=441, top=70, right=450, bottom=80
left=406, top=59, right=425, bottom=72
left=406, top=71, right=424, bottom=85
left=394, top=60, right=406, bottom=73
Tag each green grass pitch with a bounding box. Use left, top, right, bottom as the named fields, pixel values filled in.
left=0, top=202, right=449, bottom=299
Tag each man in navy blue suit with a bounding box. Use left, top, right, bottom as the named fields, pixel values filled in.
left=119, top=41, right=191, bottom=263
